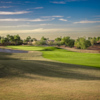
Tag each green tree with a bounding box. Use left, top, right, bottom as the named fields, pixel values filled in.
left=14, top=34, right=21, bottom=45
left=66, top=39, right=75, bottom=47
left=35, top=40, right=47, bottom=45
left=41, top=36, right=48, bottom=41
left=0, top=36, right=2, bottom=40
left=96, top=37, right=100, bottom=41
left=60, top=36, right=75, bottom=47
left=61, top=36, right=70, bottom=45
left=55, top=37, right=62, bottom=42
left=0, top=37, right=7, bottom=44
left=89, top=37, right=96, bottom=46
left=26, top=36, right=31, bottom=42
left=9, top=35, right=14, bottom=43
left=75, top=37, right=91, bottom=49
left=31, top=38, right=37, bottom=42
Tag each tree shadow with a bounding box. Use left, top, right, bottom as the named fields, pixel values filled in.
left=0, top=52, right=100, bottom=80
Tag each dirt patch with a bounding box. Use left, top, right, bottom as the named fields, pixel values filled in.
left=88, top=44, right=100, bottom=50
left=59, top=46, right=100, bottom=53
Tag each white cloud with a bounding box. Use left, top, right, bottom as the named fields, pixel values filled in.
left=34, top=7, right=44, bottom=9
left=39, top=24, right=52, bottom=26
left=50, top=0, right=84, bottom=4
left=0, top=25, right=32, bottom=28
left=0, top=18, right=54, bottom=22
left=51, top=1, right=66, bottom=4
left=59, top=18, right=67, bottom=21
left=0, top=24, right=52, bottom=28
left=74, top=20, right=100, bottom=24
left=0, top=6, right=13, bottom=8
left=0, top=11, right=31, bottom=15
left=0, top=1, right=12, bottom=3
left=27, top=7, right=43, bottom=10
left=41, top=15, right=63, bottom=18
left=52, top=16, right=63, bottom=18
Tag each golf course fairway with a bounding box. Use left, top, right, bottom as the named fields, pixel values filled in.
left=0, top=46, right=100, bottom=100
left=6, top=46, right=100, bottom=67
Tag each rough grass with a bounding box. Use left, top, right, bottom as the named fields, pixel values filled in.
left=0, top=51, right=100, bottom=100
left=6, top=46, right=100, bottom=67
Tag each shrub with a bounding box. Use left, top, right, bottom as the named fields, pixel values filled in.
left=48, top=41, right=54, bottom=46
left=89, top=38, right=96, bottom=46
left=35, top=40, right=47, bottom=45
left=54, top=41, right=61, bottom=46
left=61, top=37, right=75, bottom=47
left=66, top=39, right=75, bottom=47
left=75, top=37, right=91, bottom=49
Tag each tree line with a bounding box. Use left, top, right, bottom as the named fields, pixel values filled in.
left=0, top=34, right=100, bottom=49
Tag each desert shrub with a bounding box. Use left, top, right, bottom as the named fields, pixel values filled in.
left=41, top=36, right=48, bottom=41
left=75, top=37, right=91, bottom=49
left=60, top=36, right=75, bottom=47
left=54, top=41, right=61, bottom=46
left=48, top=41, right=54, bottom=46
left=96, top=37, right=100, bottom=41
left=89, top=38, right=97, bottom=45
left=55, top=37, right=62, bottom=42
left=35, top=40, right=47, bottom=45
left=66, top=39, right=75, bottom=47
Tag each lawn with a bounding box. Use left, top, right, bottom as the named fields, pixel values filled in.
left=0, top=46, right=100, bottom=100
left=6, top=45, right=100, bottom=67
left=6, top=45, right=45, bottom=51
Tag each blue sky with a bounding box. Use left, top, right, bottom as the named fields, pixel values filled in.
left=0, top=0, right=100, bottom=39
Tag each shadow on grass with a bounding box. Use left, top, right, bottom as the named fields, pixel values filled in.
left=0, top=52, right=100, bottom=80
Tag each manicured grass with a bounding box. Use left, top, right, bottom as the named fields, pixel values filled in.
left=6, top=45, right=45, bottom=51
left=42, top=49, right=100, bottom=68
left=0, top=46, right=100, bottom=100
left=6, top=46, right=100, bottom=67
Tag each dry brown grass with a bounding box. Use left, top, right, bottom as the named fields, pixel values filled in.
left=0, top=77, right=100, bottom=100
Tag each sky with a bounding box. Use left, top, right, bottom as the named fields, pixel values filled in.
left=0, top=0, right=100, bottom=39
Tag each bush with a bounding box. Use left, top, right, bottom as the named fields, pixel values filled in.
left=60, top=37, right=75, bottom=47
left=48, top=41, right=54, bottom=46
left=54, top=41, right=61, bottom=46
left=55, top=37, right=62, bottom=42
left=89, top=38, right=96, bottom=46
left=35, top=40, right=47, bottom=45
left=65, top=39, right=75, bottom=47
left=75, top=37, right=91, bottom=49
